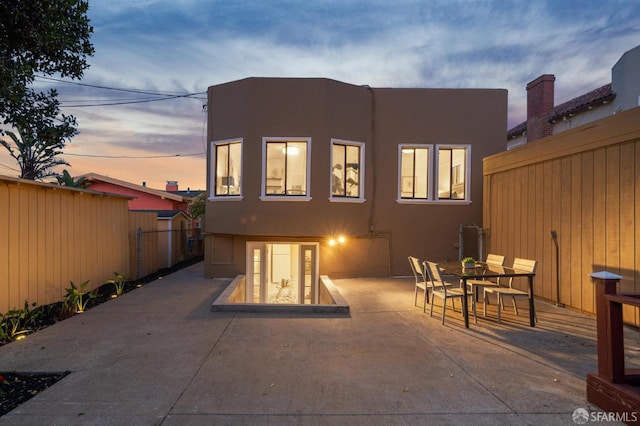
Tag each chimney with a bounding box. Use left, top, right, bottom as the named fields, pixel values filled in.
left=526, top=74, right=555, bottom=143
left=166, top=180, right=178, bottom=191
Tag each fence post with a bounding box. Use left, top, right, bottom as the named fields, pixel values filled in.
left=590, top=271, right=624, bottom=382
left=137, top=227, right=143, bottom=280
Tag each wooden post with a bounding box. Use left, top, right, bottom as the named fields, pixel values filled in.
left=590, top=271, right=623, bottom=382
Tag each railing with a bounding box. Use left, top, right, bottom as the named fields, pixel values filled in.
left=587, top=271, right=640, bottom=421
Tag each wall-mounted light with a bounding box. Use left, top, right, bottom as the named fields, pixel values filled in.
left=328, top=235, right=346, bottom=246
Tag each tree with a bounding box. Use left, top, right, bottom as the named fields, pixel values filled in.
left=188, top=193, right=206, bottom=219
left=56, top=169, right=89, bottom=188
left=0, top=0, right=94, bottom=179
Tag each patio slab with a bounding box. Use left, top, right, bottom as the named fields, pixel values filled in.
left=0, top=262, right=637, bottom=425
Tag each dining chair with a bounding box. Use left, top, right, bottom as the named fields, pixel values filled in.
left=466, top=254, right=505, bottom=316
left=409, top=256, right=428, bottom=311
left=424, top=261, right=475, bottom=325
left=483, top=258, right=537, bottom=323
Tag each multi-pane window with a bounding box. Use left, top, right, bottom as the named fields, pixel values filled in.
left=331, top=139, right=364, bottom=200
left=437, top=146, right=468, bottom=200
left=211, top=139, right=242, bottom=197
left=398, top=144, right=470, bottom=202
left=262, top=138, right=310, bottom=198
left=399, top=146, right=430, bottom=199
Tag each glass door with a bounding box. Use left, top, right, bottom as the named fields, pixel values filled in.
left=246, top=242, right=318, bottom=304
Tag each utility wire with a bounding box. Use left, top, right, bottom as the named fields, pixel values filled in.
left=34, top=75, right=206, bottom=107
left=63, top=152, right=205, bottom=159
left=35, top=75, right=205, bottom=97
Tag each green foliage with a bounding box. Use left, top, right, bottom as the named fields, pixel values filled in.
left=0, top=301, right=43, bottom=341
left=0, top=0, right=94, bottom=179
left=188, top=192, right=206, bottom=219
left=2, top=122, right=74, bottom=180
left=462, top=257, right=476, bottom=264
left=107, top=272, right=128, bottom=297
left=56, top=169, right=89, bottom=188
left=63, top=280, right=96, bottom=314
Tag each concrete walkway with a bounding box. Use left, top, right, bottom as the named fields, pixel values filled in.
left=0, top=262, right=637, bottom=425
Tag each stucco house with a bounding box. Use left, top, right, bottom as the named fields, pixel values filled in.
left=508, top=44, right=640, bottom=149
left=82, top=173, right=200, bottom=212
left=203, top=77, right=507, bottom=302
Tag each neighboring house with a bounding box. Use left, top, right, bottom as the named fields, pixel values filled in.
left=82, top=173, right=201, bottom=211
left=82, top=173, right=204, bottom=268
left=203, top=77, right=507, bottom=302
left=508, top=44, right=640, bottom=149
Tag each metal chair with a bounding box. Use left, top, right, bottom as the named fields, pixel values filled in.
left=409, top=256, right=428, bottom=311
left=424, top=261, right=475, bottom=325
left=483, top=258, right=537, bottom=323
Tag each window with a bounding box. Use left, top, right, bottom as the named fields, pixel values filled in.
left=399, top=145, right=430, bottom=199
left=437, top=145, right=469, bottom=200
left=210, top=139, right=242, bottom=198
left=331, top=139, right=364, bottom=201
left=398, top=144, right=470, bottom=203
left=262, top=137, right=311, bottom=200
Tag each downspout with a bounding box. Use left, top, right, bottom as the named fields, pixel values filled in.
left=364, top=85, right=377, bottom=236
left=167, top=219, right=173, bottom=268
left=550, top=230, right=563, bottom=307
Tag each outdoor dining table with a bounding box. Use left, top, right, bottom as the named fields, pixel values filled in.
left=438, top=261, right=537, bottom=328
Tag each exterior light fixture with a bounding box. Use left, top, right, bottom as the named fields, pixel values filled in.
left=328, top=236, right=346, bottom=246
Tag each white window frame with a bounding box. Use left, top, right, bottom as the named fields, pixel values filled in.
left=329, top=138, right=366, bottom=203
left=435, top=144, right=471, bottom=204
left=209, top=138, right=243, bottom=201
left=260, top=137, right=312, bottom=201
left=396, top=144, right=433, bottom=203
left=397, top=143, right=471, bottom=205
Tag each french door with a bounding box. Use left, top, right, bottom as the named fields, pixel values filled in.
left=246, top=242, right=319, bottom=304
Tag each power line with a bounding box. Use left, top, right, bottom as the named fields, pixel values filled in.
left=35, top=75, right=205, bottom=97
left=34, top=75, right=206, bottom=107
left=63, top=152, right=205, bottom=159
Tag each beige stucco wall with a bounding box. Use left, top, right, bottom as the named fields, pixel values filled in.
left=204, top=78, right=507, bottom=278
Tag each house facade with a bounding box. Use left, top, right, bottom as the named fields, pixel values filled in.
left=203, top=77, right=506, bottom=299
left=508, top=44, right=640, bottom=149
left=82, top=173, right=197, bottom=211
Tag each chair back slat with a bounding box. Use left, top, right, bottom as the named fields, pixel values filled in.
left=508, top=258, right=537, bottom=289
left=512, top=258, right=537, bottom=273
left=425, top=261, right=447, bottom=292
left=408, top=256, right=422, bottom=279
left=486, top=254, right=505, bottom=267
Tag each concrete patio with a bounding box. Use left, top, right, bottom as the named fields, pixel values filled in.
left=0, top=261, right=637, bottom=425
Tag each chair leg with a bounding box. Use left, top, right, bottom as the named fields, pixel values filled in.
left=430, top=297, right=435, bottom=317
left=472, top=296, right=477, bottom=324
left=414, top=286, right=418, bottom=307
left=497, top=293, right=502, bottom=323
left=441, top=299, right=446, bottom=325
left=423, top=289, right=428, bottom=313
left=483, top=291, right=488, bottom=317
left=512, top=297, right=519, bottom=316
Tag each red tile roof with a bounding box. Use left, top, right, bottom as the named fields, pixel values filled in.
left=508, top=83, right=616, bottom=139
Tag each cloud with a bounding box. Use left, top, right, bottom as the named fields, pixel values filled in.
left=2, top=0, right=639, bottom=189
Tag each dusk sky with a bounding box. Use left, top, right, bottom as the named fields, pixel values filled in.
left=1, top=0, right=638, bottom=191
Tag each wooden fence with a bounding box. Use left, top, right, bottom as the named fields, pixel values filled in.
left=483, top=107, right=640, bottom=325
left=0, top=177, right=130, bottom=313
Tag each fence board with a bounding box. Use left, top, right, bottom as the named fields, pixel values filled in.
left=483, top=108, right=640, bottom=324
left=0, top=178, right=132, bottom=313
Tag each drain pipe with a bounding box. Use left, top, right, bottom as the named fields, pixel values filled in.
left=550, top=230, right=563, bottom=307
